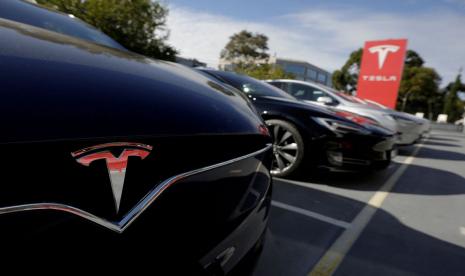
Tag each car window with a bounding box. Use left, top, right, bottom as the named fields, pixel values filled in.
left=289, top=83, right=326, bottom=101
left=268, top=81, right=285, bottom=90
left=208, top=71, right=296, bottom=100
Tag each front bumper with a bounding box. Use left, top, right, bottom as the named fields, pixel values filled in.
left=0, top=143, right=273, bottom=274
left=396, top=122, right=423, bottom=145
left=201, top=181, right=272, bottom=275
left=315, top=134, right=396, bottom=171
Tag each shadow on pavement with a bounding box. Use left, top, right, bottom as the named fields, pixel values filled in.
left=334, top=204, right=465, bottom=276
left=414, top=147, right=465, bottom=161
left=431, top=133, right=465, bottom=139
left=254, top=184, right=465, bottom=276
left=288, top=170, right=384, bottom=191
left=396, top=145, right=417, bottom=156
left=286, top=162, right=465, bottom=196
left=427, top=136, right=460, bottom=143
left=421, top=141, right=461, bottom=148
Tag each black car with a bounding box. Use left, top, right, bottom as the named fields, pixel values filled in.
left=0, top=0, right=125, bottom=50
left=197, top=69, right=397, bottom=176
left=0, top=19, right=273, bottom=274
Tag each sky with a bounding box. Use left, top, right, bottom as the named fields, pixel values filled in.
left=163, top=0, right=465, bottom=86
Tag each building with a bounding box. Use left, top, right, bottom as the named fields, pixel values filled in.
left=270, top=57, right=332, bottom=87
left=219, top=56, right=332, bottom=87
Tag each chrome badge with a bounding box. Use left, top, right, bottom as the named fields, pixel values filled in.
left=71, top=142, right=152, bottom=213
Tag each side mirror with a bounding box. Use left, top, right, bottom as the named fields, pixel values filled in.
left=316, top=96, right=333, bottom=105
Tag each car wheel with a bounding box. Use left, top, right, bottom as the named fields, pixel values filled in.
left=265, top=119, right=305, bottom=177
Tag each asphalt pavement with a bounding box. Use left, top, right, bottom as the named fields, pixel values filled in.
left=253, top=130, right=465, bottom=276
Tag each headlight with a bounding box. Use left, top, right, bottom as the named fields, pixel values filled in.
left=313, top=117, right=370, bottom=135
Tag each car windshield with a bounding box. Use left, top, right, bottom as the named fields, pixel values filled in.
left=332, top=90, right=365, bottom=103
left=211, top=71, right=296, bottom=99
left=0, top=0, right=125, bottom=50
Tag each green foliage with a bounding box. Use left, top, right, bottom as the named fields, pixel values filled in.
left=395, top=51, right=441, bottom=118
left=332, top=48, right=363, bottom=93
left=36, top=0, right=177, bottom=61
left=220, top=30, right=292, bottom=80
left=235, top=64, right=294, bottom=80
left=443, top=74, right=465, bottom=122
left=220, top=30, right=269, bottom=66
left=397, top=66, right=441, bottom=117
left=404, top=50, right=424, bottom=67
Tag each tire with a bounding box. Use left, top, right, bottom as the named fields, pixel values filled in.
left=265, top=119, right=305, bottom=177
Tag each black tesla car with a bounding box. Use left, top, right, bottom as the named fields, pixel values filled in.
left=0, top=19, right=273, bottom=274
left=197, top=69, right=397, bottom=177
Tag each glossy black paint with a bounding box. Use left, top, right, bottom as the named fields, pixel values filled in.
left=0, top=20, right=272, bottom=274
left=0, top=0, right=125, bottom=50
left=0, top=19, right=265, bottom=143
left=198, top=69, right=396, bottom=171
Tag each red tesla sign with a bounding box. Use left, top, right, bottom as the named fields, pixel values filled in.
left=357, top=39, right=408, bottom=109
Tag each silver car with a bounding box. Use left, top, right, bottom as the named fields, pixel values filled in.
left=267, top=79, right=423, bottom=145
left=363, top=99, right=430, bottom=137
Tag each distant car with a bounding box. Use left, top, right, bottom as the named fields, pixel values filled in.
left=0, top=19, right=273, bottom=273
left=267, top=79, right=424, bottom=145
left=364, top=99, right=431, bottom=137
left=198, top=69, right=397, bottom=176
left=0, top=0, right=125, bottom=50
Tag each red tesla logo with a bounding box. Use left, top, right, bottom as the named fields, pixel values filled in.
left=71, top=142, right=152, bottom=213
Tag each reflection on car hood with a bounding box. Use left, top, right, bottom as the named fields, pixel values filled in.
left=261, top=96, right=335, bottom=116
left=0, top=19, right=265, bottom=143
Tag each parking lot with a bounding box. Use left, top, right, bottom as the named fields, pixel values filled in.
left=254, top=130, right=465, bottom=276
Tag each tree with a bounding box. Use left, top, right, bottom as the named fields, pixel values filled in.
left=220, top=30, right=269, bottom=68
left=396, top=51, right=441, bottom=118
left=443, top=73, right=465, bottom=122
left=404, top=50, right=424, bottom=67
left=236, top=64, right=294, bottom=80
left=397, top=66, right=441, bottom=117
left=36, top=0, right=177, bottom=61
left=332, top=48, right=363, bottom=93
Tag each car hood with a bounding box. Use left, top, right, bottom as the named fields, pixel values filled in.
left=0, top=19, right=265, bottom=143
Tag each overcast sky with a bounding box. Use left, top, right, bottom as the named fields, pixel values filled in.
left=165, top=0, right=465, bottom=85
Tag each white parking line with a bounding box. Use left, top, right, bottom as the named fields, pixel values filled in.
left=308, top=141, right=426, bottom=276
left=272, top=200, right=351, bottom=229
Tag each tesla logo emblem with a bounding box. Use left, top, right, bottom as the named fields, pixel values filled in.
left=369, top=45, right=399, bottom=69
left=72, top=142, right=152, bottom=213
